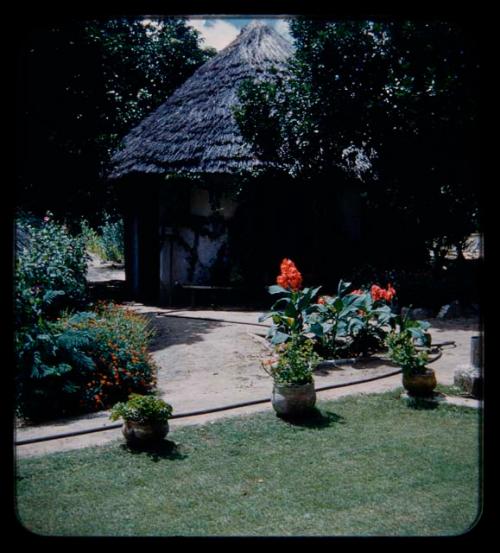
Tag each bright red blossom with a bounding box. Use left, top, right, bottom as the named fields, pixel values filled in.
left=276, top=258, right=303, bottom=291
left=371, top=283, right=396, bottom=302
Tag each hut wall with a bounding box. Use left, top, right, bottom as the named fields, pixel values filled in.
left=157, top=184, right=238, bottom=305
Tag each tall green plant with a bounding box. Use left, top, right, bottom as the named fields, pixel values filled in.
left=15, top=215, right=89, bottom=327
left=258, top=284, right=322, bottom=345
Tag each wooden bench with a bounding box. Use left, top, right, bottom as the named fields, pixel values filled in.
left=180, top=285, right=236, bottom=307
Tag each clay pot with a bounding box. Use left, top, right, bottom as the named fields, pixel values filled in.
left=271, top=382, right=316, bottom=417
left=402, top=368, right=437, bottom=397
left=122, top=420, right=169, bottom=445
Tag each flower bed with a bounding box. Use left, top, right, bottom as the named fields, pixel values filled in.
left=16, top=302, right=159, bottom=422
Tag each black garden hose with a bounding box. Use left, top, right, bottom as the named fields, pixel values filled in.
left=15, top=368, right=401, bottom=446
left=14, top=348, right=444, bottom=447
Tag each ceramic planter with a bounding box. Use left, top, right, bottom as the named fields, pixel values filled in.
left=271, top=382, right=316, bottom=417
left=122, top=420, right=169, bottom=445
left=402, top=368, right=437, bottom=397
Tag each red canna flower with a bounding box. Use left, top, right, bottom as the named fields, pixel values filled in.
left=350, top=289, right=364, bottom=296
left=276, top=258, right=303, bottom=291
left=385, top=283, right=396, bottom=302
left=371, top=283, right=396, bottom=302
left=370, top=285, right=384, bottom=301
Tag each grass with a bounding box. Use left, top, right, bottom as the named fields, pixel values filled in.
left=15, top=390, right=481, bottom=537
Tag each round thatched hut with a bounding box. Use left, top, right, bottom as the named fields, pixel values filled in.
left=111, top=21, right=362, bottom=306
left=110, top=22, right=296, bottom=304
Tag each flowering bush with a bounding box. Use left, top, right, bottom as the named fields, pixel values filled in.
left=110, top=394, right=172, bottom=425
left=260, top=258, right=399, bottom=358
left=297, top=279, right=394, bottom=358
left=16, top=302, right=158, bottom=422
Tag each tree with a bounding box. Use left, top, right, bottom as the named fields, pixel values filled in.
left=16, top=17, right=215, bottom=223
left=234, top=19, right=479, bottom=269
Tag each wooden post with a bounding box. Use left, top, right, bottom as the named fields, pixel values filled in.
left=470, top=336, right=482, bottom=370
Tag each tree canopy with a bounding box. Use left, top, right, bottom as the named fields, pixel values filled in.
left=16, top=17, right=215, bottom=223
left=234, top=19, right=479, bottom=267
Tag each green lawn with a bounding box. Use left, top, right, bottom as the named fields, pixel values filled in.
left=15, top=390, right=481, bottom=537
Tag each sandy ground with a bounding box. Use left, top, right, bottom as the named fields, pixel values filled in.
left=14, top=256, right=481, bottom=458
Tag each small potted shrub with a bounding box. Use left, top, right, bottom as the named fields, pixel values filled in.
left=386, top=330, right=436, bottom=397
left=110, top=394, right=173, bottom=445
left=262, top=334, right=321, bottom=417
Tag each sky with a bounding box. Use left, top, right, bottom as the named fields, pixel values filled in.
left=187, top=17, right=292, bottom=51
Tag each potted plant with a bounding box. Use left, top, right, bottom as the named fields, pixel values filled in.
left=386, top=330, right=436, bottom=397
left=110, top=393, right=173, bottom=445
left=262, top=334, right=321, bottom=417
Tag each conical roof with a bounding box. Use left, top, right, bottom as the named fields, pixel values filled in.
left=109, top=22, right=293, bottom=179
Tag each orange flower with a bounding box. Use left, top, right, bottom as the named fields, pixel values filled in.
left=276, top=258, right=303, bottom=291
left=371, top=283, right=396, bottom=302
left=371, top=285, right=384, bottom=301
left=385, top=283, right=396, bottom=302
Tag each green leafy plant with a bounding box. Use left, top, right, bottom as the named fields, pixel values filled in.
left=110, top=394, right=173, bottom=425
left=15, top=214, right=89, bottom=327
left=391, top=309, right=432, bottom=347
left=80, top=214, right=124, bottom=263
left=259, top=284, right=322, bottom=345
left=262, top=334, right=321, bottom=385
left=98, top=213, right=124, bottom=263
left=386, top=331, right=429, bottom=376
left=385, top=307, right=432, bottom=376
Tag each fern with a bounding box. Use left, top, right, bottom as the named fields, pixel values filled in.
left=56, top=328, right=92, bottom=350
left=42, top=290, right=65, bottom=306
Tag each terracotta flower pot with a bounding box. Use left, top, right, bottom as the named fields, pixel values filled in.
left=271, top=382, right=316, bottom=417
left=122, top=420, right=169, bottom=445
left=402, top=368, right=437, bottom=397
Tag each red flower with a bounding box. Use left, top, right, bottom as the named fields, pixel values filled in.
left=370, top=285, right=383, bottom=301
left=276, top=258, right=303, bottom=291
left=371, top=283, right=396, bottom=302
left=350, top=289, right=364, bottom=296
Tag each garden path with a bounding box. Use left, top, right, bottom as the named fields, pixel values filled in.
left=15, top=306, right=480, bottom=459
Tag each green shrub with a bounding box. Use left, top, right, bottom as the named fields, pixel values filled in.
left=16, top=302, right=158, bottom=422
left=15, top=214, right=88, bottom=327
left=99, top=213, right=124, bottom=263
left=110, top=394, right=172, bottom=425
left=80, top=213, right=124, bottom=264
left=79, top=219, right=106, bottom=260
left=262, top=335, right=321, bottom=385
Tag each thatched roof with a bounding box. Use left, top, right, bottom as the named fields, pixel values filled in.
left=109, top=21, right=293, bottom=179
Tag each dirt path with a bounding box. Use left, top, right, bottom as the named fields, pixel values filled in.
left=85, top=253, right=125, bottom=282
left=15, top=308, right=480, bottom=459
